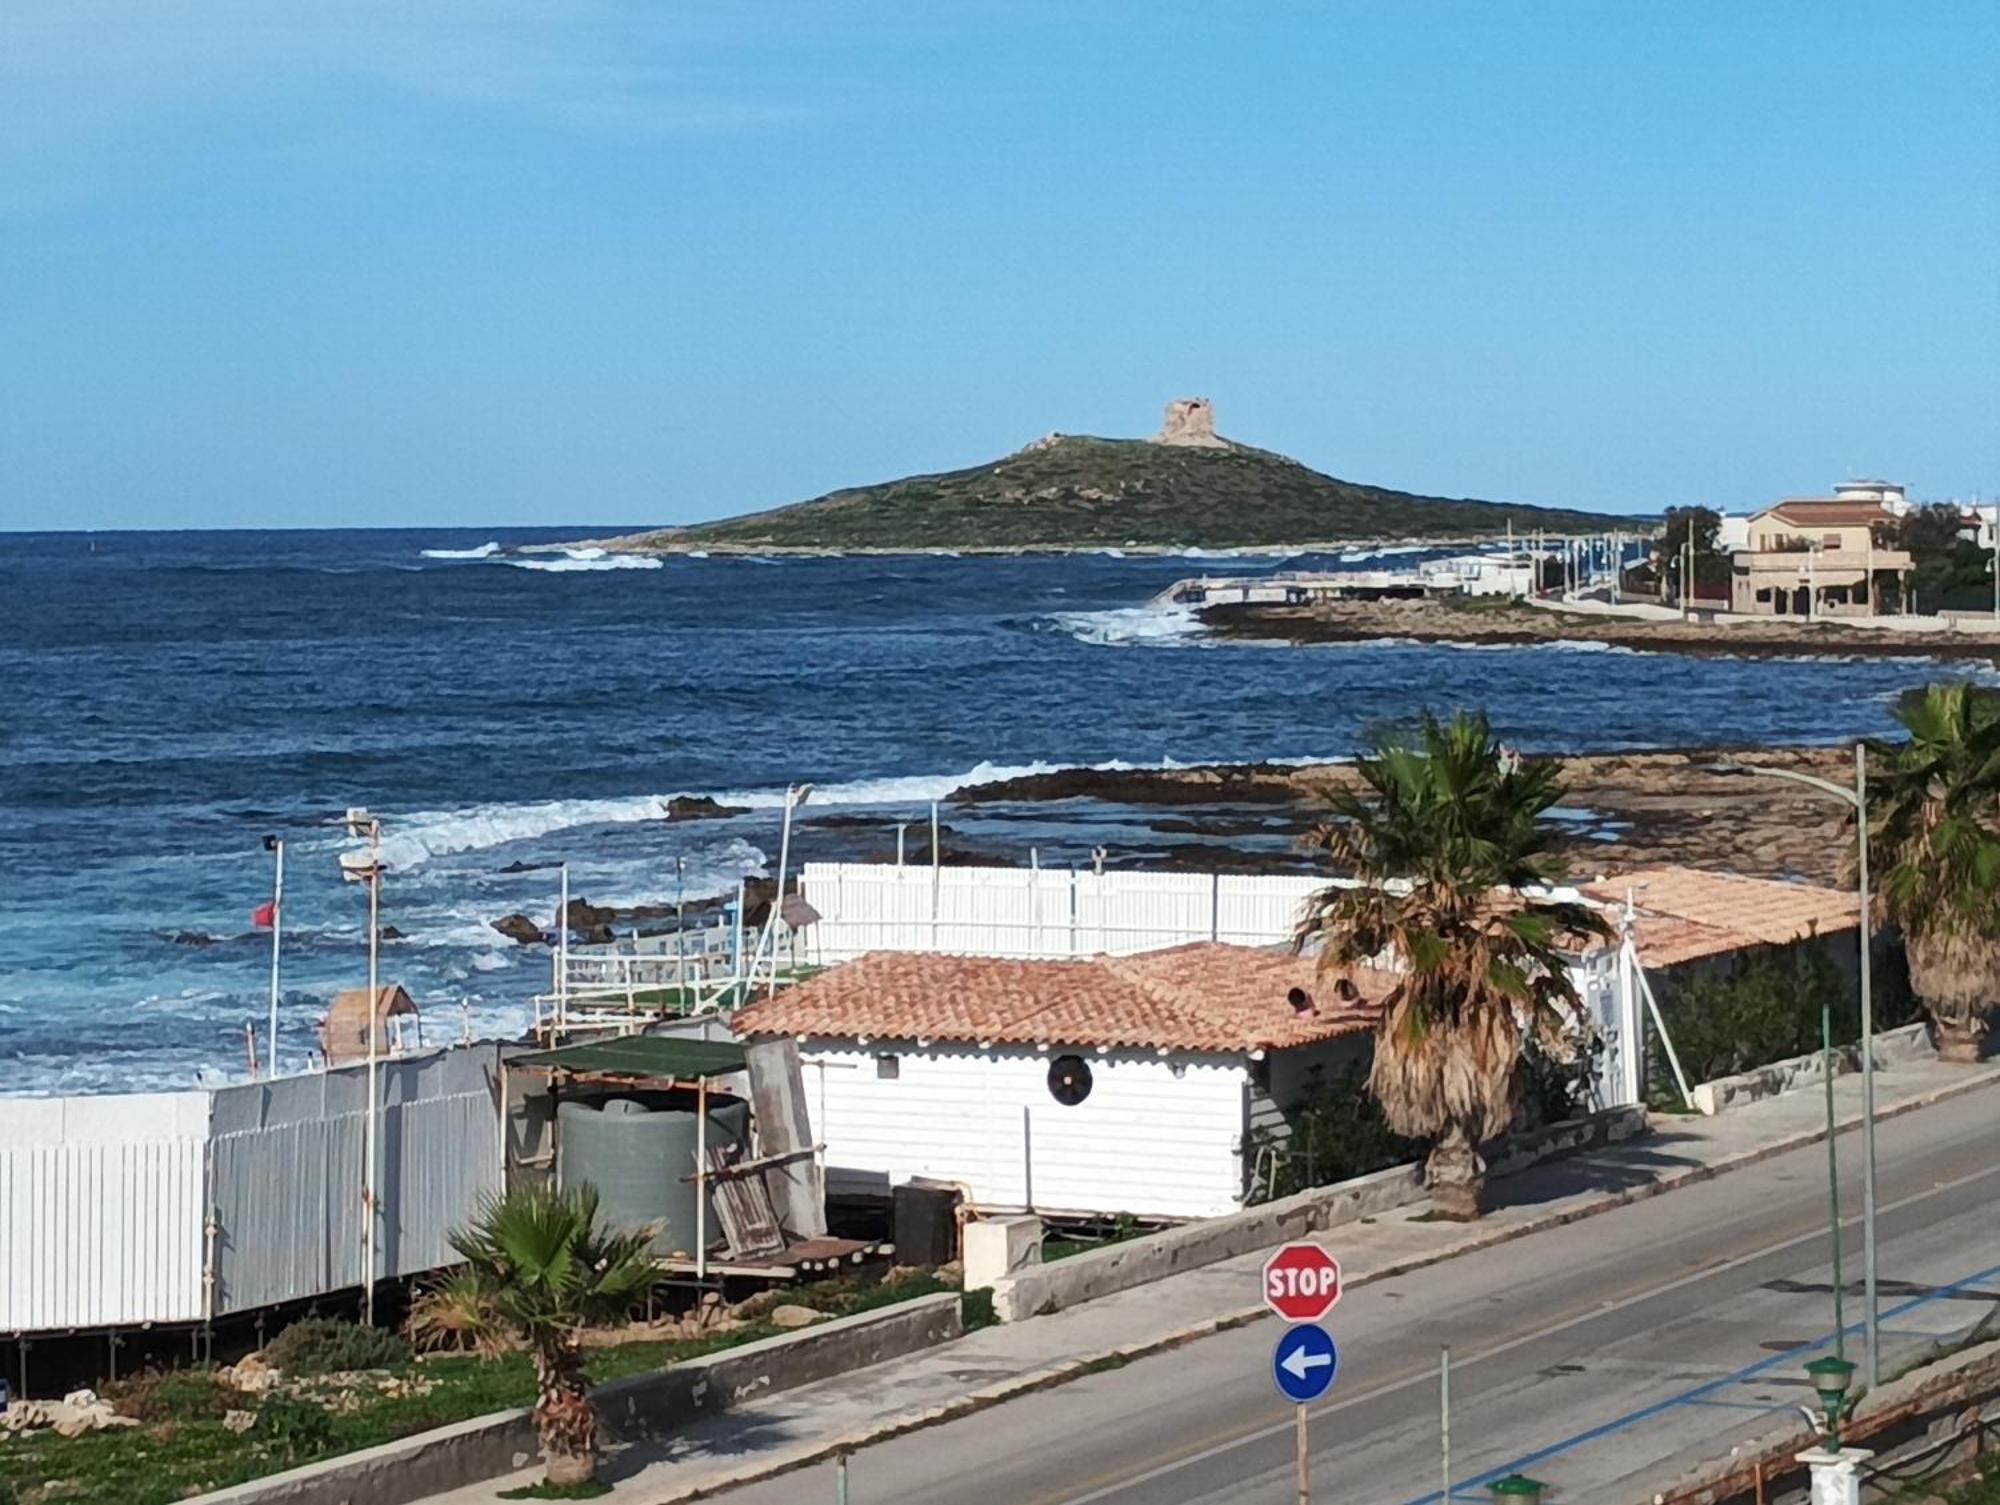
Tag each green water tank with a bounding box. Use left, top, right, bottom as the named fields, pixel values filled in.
left=556, top=1096, right=748, bottom=1259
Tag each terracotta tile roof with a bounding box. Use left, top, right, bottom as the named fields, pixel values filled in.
left=730, top=942, right=1388, bottom=1055
left=1578, top=867, right=1858, bottom=968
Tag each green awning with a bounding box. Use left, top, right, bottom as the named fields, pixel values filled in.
left=509, top=1035, right=746, bottom=1081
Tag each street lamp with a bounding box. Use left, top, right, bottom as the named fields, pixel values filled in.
left=1805, top=1355, right=1858, bottom=1450
left=339, top=808, right=385, bottom=1327
left=1705, top=754, right=1877, bottom=1387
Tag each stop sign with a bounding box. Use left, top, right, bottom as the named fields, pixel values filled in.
left=1262, top=1242, right=1342, bottom=1322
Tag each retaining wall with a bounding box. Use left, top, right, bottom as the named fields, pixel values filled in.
left=991, top=1105, right=1647, bottom=1322
left=1690, top=1022, right=1933, bottom=1116
left=187, top=1293, right=963, bottom=1505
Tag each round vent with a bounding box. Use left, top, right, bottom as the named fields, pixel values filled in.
left=1047, top=1054, right=1094, bottom=1106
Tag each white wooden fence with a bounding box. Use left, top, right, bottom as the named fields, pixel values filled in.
left=798, top=861, right=1328, bottom=961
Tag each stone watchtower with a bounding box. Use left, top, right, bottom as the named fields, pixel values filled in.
left=1152, top=397, right=1230, bottom=449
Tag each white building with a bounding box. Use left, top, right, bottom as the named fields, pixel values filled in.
left=730, top=942, right=1388, bottom=1220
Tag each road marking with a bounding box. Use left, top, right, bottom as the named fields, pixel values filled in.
left=1041, top=1158, right=2000, bottom=1505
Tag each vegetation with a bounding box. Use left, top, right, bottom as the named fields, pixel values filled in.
left=1295, top=712, right=1610, bottom=1219
left=1648, top=940, right=1922, bottom=1100
left=2, top=1267, right=960, bottom=1505
left=264, top=1316, right=412, bottom=1376
left=1249, top=1062, right=1419, bottom=1200
left=616, top=435, right=1627, bottom=553
left=1656, top=505, right=1731, bottom=586
left=447, top=1184, right=660, bottom=1489
left=1875, top=504, right=1996, bottom=611
left=1866, top=683, right=2000, bottom=1060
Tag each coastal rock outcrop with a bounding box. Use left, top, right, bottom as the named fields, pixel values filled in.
left=491, top=913, right=544, bottom=945
left=665, top=795, right=748, bottom=822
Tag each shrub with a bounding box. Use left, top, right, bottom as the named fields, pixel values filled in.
left=264, top=1317, right=411, bottom=1376
left=406, top=1269, right=512, bottom=1357
left=1647, top=940, right=1922, bottom=1103
left=108, top=1367, right=241, bottom=1424
left=1248, top=1063, right=1419, bottom=1201
left=249, top=1395, right=339, bottom=1462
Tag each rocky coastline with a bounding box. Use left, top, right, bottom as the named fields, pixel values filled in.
left=1199, top=597, right=2000, bottom=664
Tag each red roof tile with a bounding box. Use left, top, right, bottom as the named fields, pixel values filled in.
left=730, top=942, right=1388, bottom=1055
left=1578, top=867, right=1858, bottom=968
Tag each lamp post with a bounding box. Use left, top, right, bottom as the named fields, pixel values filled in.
left=262, top=834, right=284, bottom=1075
left=755, top=783, right=812, bottom=999
left=339, top=809, right=384, bottom=1327
left=1706, top=755, right=1877, bottom=1386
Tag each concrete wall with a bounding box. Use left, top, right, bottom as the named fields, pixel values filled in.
left=1689, top=1021, right=1932, bottom=1116
left=185, top=1293, right=963, bottom=1505
left=802, top=1040, right=1250, bottom=1219
left=989, top=1106, right=1648, bottom=1322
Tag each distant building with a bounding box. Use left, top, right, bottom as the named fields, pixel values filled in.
left=1728, top=489, right=1913, bottom=618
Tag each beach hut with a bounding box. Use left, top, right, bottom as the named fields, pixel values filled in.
left=318, top=983, right=420, bottom=1066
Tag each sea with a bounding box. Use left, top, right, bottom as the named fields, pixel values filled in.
left=0, top=528, right=1975, bottom=1096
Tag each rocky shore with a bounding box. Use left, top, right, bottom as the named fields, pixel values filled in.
left=955, top=746, right=1863, bottom=886
left=1198, top=597, right=2000, bottom=663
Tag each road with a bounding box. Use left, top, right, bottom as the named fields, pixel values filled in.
left=708, top=1085, right=2000, bottom=1505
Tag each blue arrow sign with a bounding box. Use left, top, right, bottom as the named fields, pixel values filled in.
left=1272, top=1324, right=1339, bottom=1403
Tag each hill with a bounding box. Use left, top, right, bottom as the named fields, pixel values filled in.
left=606, top=409, right=1635, bottom=554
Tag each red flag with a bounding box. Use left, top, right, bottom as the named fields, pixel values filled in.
left=251, top=900, right=277, bottom=928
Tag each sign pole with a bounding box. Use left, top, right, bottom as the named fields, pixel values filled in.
left=1441, top=1345, right=1452, bottom=1502
left=1295, top=1402, right=1309, bottom=1505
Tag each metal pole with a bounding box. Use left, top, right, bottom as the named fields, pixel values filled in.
left=268, top=839, right=284, bottom=1076
left=1823, top=995, right=1845, bottom=1361
left=1856, top=743, right=1878, bottom=1389
left=696, top=1075, right=708, bottom=1284
left=557, top=862, right=570, bottom=1033
left=732, top=879, right=746, bottom=1003
left=364, top=822, right=380, bottom=1327
left=836, top=1452, right=850, bottom=1505
left=676, top=856, right=687, bottom=1006
left=1441, top=1346, right=1452, bottom=1502
left=762, top=788, right=797, bottom=999
left=1295, top=1402, right=1310, bottom=1505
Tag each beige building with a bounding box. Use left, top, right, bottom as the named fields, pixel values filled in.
left=1729, top=497, right=1912, bottom=618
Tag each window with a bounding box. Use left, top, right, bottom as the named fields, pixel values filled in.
left=875, top=1054, right=900, bottom=1080
left=1047, top=1054, right=1093, bottom=1106
left=1822, top=534, right=1841, bottom=550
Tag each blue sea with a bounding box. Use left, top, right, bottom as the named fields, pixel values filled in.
left=0, top=529, right=1969, bottom=1094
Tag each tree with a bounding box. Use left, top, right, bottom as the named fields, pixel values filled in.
left=1866, top=683, right=2000, bottom=1061
left=1294, top=712, right=1610, bottom=1219
left=448, top=1184, right=660, bottom=1488
left=1659, top=505, right=1722, bottom=561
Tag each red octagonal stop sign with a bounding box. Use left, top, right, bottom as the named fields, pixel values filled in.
left=1262, top=1241, right=1342, bottom=1323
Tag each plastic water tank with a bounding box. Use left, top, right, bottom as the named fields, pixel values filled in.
left=556, top=1096, right=748, bottom=1259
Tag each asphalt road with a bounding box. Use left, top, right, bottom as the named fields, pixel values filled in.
left=711, top=1086, right=2000, bottom=1505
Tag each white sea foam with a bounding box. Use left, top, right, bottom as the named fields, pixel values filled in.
left=421, top=541, right=503, bottom=560
left=1048, top=604, right=1206, bottom=647
left=507, top=547, right=663, bottom=573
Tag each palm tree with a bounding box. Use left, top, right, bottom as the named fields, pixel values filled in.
left=1867, top=682, right=2000, bottom=1062
left=1295, top=712, right=1608, bottom=1220
left=449, top=1183, right=660, bottom=1488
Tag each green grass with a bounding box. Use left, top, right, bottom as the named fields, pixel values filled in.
left=0, top=1270, right=948, bottom=1505
left=622, top=436, right=1628, bottom=553
left=498, top=1482, right=613, bottom=1500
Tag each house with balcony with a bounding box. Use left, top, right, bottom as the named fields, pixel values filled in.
left=1729, top=493, right=1913, bottom=618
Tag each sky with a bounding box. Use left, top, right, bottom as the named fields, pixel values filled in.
left=1, top=1, right=1995, bottom=531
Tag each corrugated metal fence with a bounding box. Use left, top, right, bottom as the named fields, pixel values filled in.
left=798, top=862, right=1327, bottom=960
left=1, top=1045, right=502, bottom=1335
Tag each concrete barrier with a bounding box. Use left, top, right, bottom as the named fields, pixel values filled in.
left=186, top=1293, right=963, bottom=1505
left=990, top=1106, right=1647, bottom=1322
left=1691, top=1022, right=1932, bottom=1116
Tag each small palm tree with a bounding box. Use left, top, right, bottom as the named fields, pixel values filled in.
left=1295, top=712, right=1608, bottom=1220
left=1867, top=683, right=2000, bottom=1061
left=449, top=1184, right=659, bottom=1488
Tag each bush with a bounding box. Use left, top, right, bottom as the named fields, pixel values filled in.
left=249, top=1395, right=339, bottom=1462
left=1519, top=1032, right=1600, bottom=1129
left=1248, top=1063, right=1418, bottom=1201
left=264, top=1317, right=411, bottom=1376
left=108, top=1367, right=240, bottom=1423
left=406, top=1269, right=511, bottom=1357
left=1648, top=940, right=1922, bottom=1103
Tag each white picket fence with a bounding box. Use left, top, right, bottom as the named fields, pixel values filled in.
left=797, top=862, right=1329, bottom=961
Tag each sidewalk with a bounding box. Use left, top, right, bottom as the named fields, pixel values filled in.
left=429, top=1053, right=2000, bottom=1505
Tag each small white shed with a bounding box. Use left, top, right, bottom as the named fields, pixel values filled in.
left=730, top=942, right=1388, bottom=1220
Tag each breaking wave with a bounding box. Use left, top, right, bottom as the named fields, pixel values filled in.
left=420, top=541, right=503, bottom=560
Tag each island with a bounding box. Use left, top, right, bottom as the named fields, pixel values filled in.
left=590, top=398, right=1632, bottom=555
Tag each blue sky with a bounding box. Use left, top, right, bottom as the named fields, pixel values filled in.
left=2, top=1, right=1994, bottom=531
